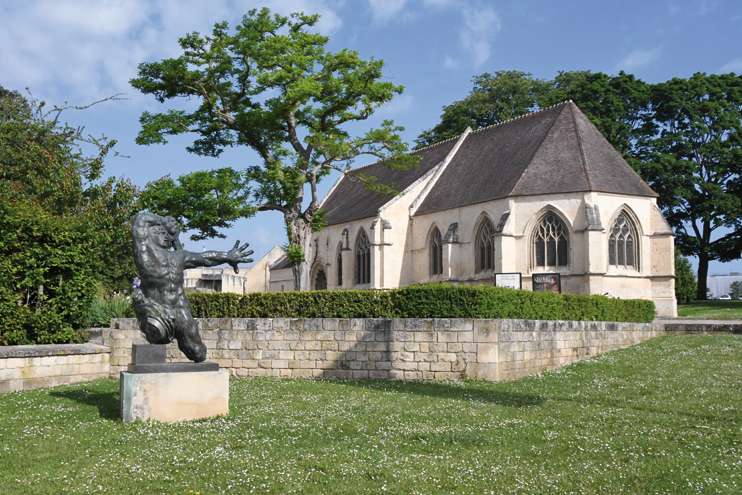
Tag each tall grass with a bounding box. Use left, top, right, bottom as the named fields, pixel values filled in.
left=86, top=295, right=131, bottom=328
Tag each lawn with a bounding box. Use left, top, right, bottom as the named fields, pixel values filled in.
left=677, top=299, right=742, bottom=320
left=1, top=335, right=741, bottom=494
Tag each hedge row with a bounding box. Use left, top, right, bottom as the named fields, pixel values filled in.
left=184, top=285, right=655, bottom=323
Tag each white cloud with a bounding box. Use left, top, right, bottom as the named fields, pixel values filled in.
left=368, top=0, right=409, bottom=23
left=0, top=0, right=342, bottom=102
left=443, top=56, right=458, bottom=69
left=615, top=48, right=661, bottom=70
left=460, top=6, right=501, bottom=67
left=721, top=58, right=742, bottom=73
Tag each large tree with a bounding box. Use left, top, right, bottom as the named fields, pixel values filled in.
left=131, top=8, right=418, bottom=290
left=635, top=73, right=742, bottom=299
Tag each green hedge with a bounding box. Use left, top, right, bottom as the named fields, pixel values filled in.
left=183, top=285, right=655, bottom=323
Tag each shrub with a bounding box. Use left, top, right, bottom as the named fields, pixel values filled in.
left=182, top=285, right=655, bottom=323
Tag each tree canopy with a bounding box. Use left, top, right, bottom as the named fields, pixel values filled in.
left=0, top=86, right=138, bottom=344
left=131, top=8, right=419, bottom=290
left=417, top=70, right=742, bottom=299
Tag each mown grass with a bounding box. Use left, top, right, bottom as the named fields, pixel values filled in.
left=677, top=299, right=742, bottom=320
left=1, top=334, right=741, bottom=494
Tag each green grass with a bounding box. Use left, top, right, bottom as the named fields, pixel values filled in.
left=677, top=299, right=742, bottom=320
left=1, top=335, right=741, bottom=494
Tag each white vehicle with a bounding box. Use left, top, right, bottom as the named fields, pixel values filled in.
left=719, top=294, right=731, bottom=300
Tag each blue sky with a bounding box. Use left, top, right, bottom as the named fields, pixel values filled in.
left=2, top=0, right=741, bottom=276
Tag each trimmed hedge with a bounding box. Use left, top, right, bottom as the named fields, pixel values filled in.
left=184, top=285, right=655, bottom=323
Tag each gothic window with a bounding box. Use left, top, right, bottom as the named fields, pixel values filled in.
left=336, top=246, right=343, bottom=286
left=355, top=229, right=371, bottom=285
left=475, top=218, right=495, bottom=273
left=609, top=212, right=639, bottom=269
left=533, top=213, right=569, bottom=268
left=429, top=226, right=443, bottom=276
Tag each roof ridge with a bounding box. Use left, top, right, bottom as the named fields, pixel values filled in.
left=344, top=134, right=462, bottom=175
left=468, top=100, right=572, bottom=135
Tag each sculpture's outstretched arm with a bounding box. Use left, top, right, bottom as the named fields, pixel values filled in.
left=184, top=241, right=254, bottom=274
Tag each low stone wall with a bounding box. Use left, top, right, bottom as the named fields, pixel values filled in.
left=0, top=343, right=110, bottom=393
left=104, top=318, right=666, bottom=382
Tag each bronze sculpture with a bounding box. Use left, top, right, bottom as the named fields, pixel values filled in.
left=131, top=212, right=253, bottom=362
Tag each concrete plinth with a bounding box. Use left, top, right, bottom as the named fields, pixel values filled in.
left=119, top=370, right=229, bottom=422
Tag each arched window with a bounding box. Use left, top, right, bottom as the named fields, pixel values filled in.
left=609, top=212, right=639, bottom=269
left=475, top=218, right=495, bottom=273
left=336, top=245, right=343, bottom=286
left=533, top=212, right=569, bottom=268
left=355, top=229, right=371, bottom=285
left=429, top=226, right=443, bottom=276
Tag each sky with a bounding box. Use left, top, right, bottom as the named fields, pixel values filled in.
left=1, top=0, right=741, bottom=276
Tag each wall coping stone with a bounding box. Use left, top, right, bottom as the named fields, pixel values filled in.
left=0, top=343, right=111, bottom=359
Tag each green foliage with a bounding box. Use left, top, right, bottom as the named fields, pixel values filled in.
left=131, top=8, right=419, bottom=288
left=184, top=285, right=655, bottom=322
left=730, top=281, right=742, bottom=299
left=87, top=295, right=132, bottom=328
left=139, top=168, right=255, bottom=241
left=0, top=86, right=138, bottom=344
left=674, top=250, right=697, bottom=304
left=284, top=245, right=306, bottom=264
left=0, top=201, right=95, bottom=344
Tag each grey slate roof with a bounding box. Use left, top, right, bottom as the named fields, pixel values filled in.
left=414, top=102, right=656, bottom=215
left=321, top=101, right=656, bottom=224
left=322, top=138, right=459, bottom=226
left=269, top=255, right=294, bottom=270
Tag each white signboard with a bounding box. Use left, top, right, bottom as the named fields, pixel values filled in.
left=495, top=273, right=522, bottom=290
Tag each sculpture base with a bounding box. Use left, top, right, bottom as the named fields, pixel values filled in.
left=119, top=370, right=229, bottom=423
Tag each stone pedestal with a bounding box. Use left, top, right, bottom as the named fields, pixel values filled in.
left=119, top=344, right=228, bottom=423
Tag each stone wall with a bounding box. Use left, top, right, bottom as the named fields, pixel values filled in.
left=104, top=318, right=666, bottom=381
left=0, top=343, right=110, bottom=393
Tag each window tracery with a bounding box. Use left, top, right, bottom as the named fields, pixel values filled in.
left=355, top=229, right=370, bottom=285
left=475, top=218, right=495, bottom=273
left=533, top=213, right=569, bottom=268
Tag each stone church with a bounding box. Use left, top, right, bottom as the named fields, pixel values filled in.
left=269, top=101, right=677, bottom=316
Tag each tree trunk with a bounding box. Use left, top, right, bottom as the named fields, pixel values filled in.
left=286, top=212, right=314, bottom=291
left=696, top=252, right=709, bottom=300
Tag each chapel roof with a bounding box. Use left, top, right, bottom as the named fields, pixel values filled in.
left=321, top=101, right=656, bottom=225
left=321, top=137, right=459, bottom=226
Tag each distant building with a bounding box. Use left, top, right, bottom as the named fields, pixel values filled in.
left=707, top=272, right=742, bottom=298
left=184, top=245, right=285, bottom=294
left=268, top=101, right=678, bottom=316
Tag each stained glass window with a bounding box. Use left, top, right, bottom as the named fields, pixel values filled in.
left=609, top=213, right=638, bottom=269
left=476, top=219, right=495, bottom=273
left=533, top=213, right=569, bottom=268
left=355, top=229, right=371, bottom=284
left=430, top=227, right=443, bottom=276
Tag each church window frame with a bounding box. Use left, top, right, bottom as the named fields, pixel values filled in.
left=475, top=216, right=495, bottom=273
left=608, top=210, right=640, bottom=270
left=532, top=211, right=570, bottom=269
left=429, top=225, right=443, bottom=277
left=355, top=229, right=371, bottom=285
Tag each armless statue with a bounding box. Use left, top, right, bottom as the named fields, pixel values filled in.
left=131, top=212, right=253, bottom=362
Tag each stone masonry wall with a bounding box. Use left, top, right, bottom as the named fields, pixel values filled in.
left=0, top=344, right=110, bottom=393
left=106, top=318, right=667, bottom=381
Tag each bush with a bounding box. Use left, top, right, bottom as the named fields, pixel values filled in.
left=0, top=202, right=96, bottom=345
left=182, top=285, right=655, bottom=323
